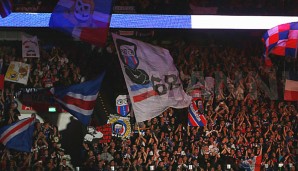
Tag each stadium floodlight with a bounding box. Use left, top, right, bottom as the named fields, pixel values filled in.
left=0, top=13, right=298, bottom=29
left=191, top=15, right=298, bottom=29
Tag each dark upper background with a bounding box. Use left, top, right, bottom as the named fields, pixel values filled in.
left=12, top=0, right=298, bottom=16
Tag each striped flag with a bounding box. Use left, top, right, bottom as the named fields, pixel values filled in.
left=284, top=72, right=298, bottom=101
left=0, top=0, right=12, bottom=18
left=0, top=116, right=36, bottom=152
left=50, top=73, right=105, bottom=125
left=188, top=97, right=207, bottom=126
left=49, top=0, right=112, bottom=46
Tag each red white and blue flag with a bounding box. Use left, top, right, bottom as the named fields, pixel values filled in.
left=50, top=73, right=105, bottom=125
left=112, top=33, right=191, bottom=122
left=116, top=95, right=130, bottom=117
left=0, top=0, right=11, bottom=18
left=0, top=116, right=35, bottom=152
left=262, top=22, right=298, bottom=58
left=49, top=0, right=112, bottom=46
left=188, top=97, right=207, bottom=126
left=240, top=155, right=262, bottom=171
left=284, top=71, right=298, bottom=101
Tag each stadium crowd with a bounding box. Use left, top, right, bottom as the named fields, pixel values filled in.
left=0, top=29, right=297, bottom=171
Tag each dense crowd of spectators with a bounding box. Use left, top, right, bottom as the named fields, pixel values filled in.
left=0, top=41, right=90, bottom=170
left=0, top=29, right=297, bottom=171
left=12, top=0, right=298, bottom=16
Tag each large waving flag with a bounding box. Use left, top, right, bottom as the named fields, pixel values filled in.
left=0, top=116, right=35, bottom=152
left=188, top=97, right=207, bottom=126
left=49, top=0, right=112, bottom=46
left=262, top=22, right=298, bottom=58
left=284, top=72, right=298, bottom=101
left=0, top=0, right=12, bottom=18
left=50, top=73, right=105, bottom=125
left=112, top=33, right=191, bottom=122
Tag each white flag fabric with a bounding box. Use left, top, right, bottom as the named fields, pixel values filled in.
left=112, top=33, right=191, bottom=122
left=22, top=34, right=40, bottom=58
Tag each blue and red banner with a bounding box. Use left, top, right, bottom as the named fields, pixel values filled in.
left=49, top=0, right=112, bottom=46
left=50, top=73, right=105, bottom=125
left=188, top=97, right=207, bottom=127
left=116, top=95, right=130, bottom=117
left=0, top=116, right=35, bottom=152
left=262, top=22, right=298, bottom=58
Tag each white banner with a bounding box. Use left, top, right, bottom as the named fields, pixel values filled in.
left=5, top=61, right=30, bottom=85
left=112, top=33, right=191, bottom=122
left=22, top=34, right=40, bottom=58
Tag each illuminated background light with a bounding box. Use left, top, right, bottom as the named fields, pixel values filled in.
left=0, top=13, right=298, bottom=29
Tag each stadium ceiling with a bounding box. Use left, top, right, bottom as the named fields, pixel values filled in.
left=0, top=13, right=298, bottom=29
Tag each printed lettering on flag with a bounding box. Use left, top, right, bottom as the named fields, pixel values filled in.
left=50, top=73, right=105, bottom=125
left=49, top=0, right=112, bottom=46
left=108, top=115, right=131, bottom=139
left=116, top=95, right=130, bottom=117
left=0, top=0, right=12, bottom=18
left=15, top=88, right=67, bottom=113
left=0, top=116, right=35, bottom=152
left=5, top=61, right=30, bottom=85
left=22, top=34, right=40, bottom=58
left=188, top=98, right=207, bottom=127
left=112, top=33, right=192, bottom=122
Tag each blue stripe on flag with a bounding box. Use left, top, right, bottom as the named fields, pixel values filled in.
left=130, top=83, right=152, bottom=91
